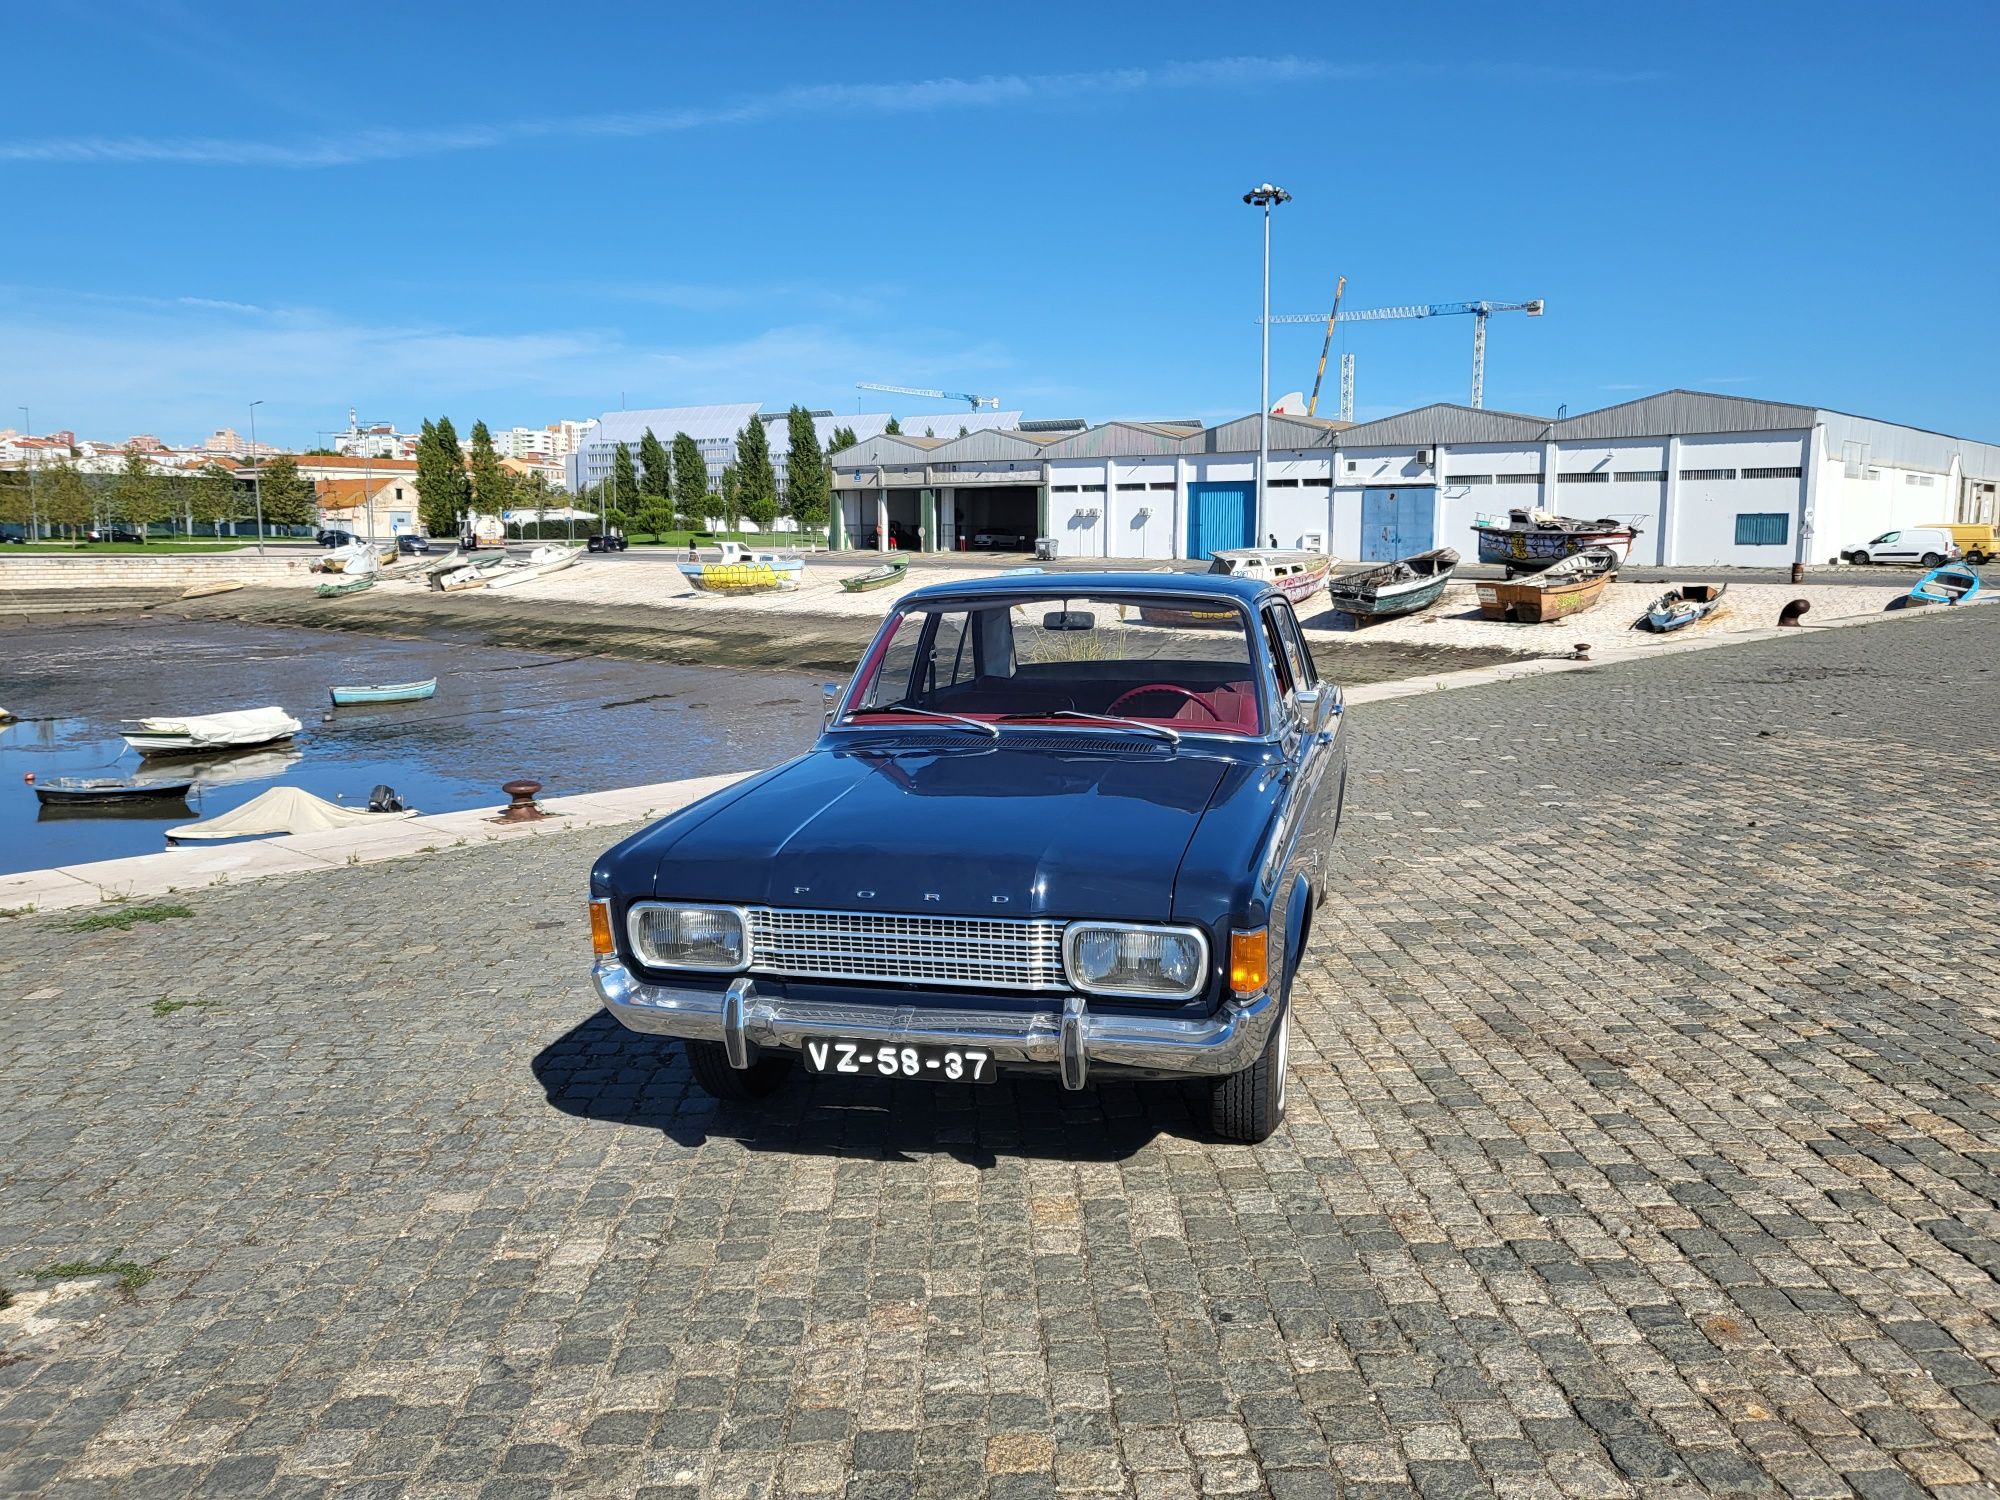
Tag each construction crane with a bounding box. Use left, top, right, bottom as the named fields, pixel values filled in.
left=1305, top=276, right=1345, bottom=419
left=856, top=382, right=1000, bottom=411
left=1265, top=298, right=1545, bottom=410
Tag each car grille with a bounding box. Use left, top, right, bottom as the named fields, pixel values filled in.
left=746, top=907, right=1065, bottom=991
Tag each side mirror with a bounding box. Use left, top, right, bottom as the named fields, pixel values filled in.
left=1292, top=684, right=1337, bottom=733
left=821, top=683, right=843, bottom=730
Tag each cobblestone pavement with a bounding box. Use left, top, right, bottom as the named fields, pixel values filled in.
left=3, top=605, right=1999, bottom=1499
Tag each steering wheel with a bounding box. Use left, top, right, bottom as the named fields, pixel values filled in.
left=1106, top=684, right=1222, bottom=721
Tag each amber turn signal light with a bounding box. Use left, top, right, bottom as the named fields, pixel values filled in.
left=1229, top=928, right=1268, bottom=997
left=589, top=898, right=615, bottom=957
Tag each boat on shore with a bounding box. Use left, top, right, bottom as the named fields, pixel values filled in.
left=482, top=543, right=582, bottom=590
left=1475, top=547, right=1618, bottom=623
left=121, top=706, right=303, bottom=757
left=33, top=776, right=193, bottom=807
left=1473, top=508, right=1643, bottom=574
left=678, top=540, right=805, bottom=594
left=1909, top=563, right=1981, bottom=606
left=1326, top=548, right=1459, bottom=621
left=1640, top=583, right=1728, bottom=632
left=840, top=557, right=910, bottom=593
left=328, top=677, right=437, bottom=706
left=315, top=574, right=375, bottom=597
left=1208, top=549, right=1331, bottom=607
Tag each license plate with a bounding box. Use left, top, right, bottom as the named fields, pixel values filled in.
left=802, top=1037, right=996, bottom=1083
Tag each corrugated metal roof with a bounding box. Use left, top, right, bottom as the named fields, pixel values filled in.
left=1198, top=414, right=1348, bottom=453
left=829, top=434, right=941, bottom=471
left=1328, top=404, right=1554, bottom=448
left=921, top=429, right=1052, bottom=462
left=1042, top=421, right=1203, bottom=458
left=1552, top=390, right=1815, bottom=441
left=582, top=403, right=761, bottom=448
left=893, top=410, right=1022, bottom=438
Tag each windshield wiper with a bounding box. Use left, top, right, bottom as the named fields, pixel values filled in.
left=1039, top=710, right=1181, bottom=744
left=864, top=703, right=1000, bottom=738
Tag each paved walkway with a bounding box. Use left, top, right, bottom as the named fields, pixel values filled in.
left=2, top=607, right=1998, bottom=1498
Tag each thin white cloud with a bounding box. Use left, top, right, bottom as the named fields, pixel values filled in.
left=0, top=57, right=1656, bottom=168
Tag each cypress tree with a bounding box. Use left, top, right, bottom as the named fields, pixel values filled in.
left=672, top=432, right=708, bottom=530
left=885, top=416, right=902, bottom=435
left=611, top=442, right=639, bottom=517
left=735, top=418, right=777, bottom=529
left=784, top=406, right=828, bottom=535
left=415, top=417, right=469, bottom=536
left=638, top=428, right=671, bottom=500
left=468, top=420, right=514, bottom=521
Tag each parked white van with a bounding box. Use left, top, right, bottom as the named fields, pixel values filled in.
left=1841, top=528, right=1961, bottom=567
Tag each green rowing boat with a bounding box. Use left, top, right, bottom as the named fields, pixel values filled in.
left=839, top=557, right=909, bottom=593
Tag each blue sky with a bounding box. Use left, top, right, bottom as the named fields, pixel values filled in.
left=4, top=1, right=1995, bottom=447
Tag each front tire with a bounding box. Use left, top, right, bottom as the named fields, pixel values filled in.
left=684, top=1040, right=792, bottom=1101
left=1850, top=551, right=1871, bottom=566
left=1211, top=1002, right=1289, bottom=1143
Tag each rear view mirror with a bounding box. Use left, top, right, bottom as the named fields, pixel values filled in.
left=1043, top=610, right=1096, bottom=631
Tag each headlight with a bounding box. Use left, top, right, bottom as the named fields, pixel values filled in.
left=627, top=903, right=749, bottom=971
left=1063, top=922, right=1208, bottom=1000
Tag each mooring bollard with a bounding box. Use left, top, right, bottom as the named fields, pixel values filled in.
left=1570, top=642, right=1591, bottom=661
left=1778, top=599, right=1811, bottom=628
left=494, top=778, right=546, bottom=823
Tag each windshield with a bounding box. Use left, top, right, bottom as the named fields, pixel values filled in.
left=845, top=594, right=1265, bottom=736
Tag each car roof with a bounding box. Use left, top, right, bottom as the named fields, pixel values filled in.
left=899, top=569, right=1276, bottom=606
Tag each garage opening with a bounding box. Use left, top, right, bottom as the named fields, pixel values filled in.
left=949, top=485, right=1039, bottom=553
left=855, top=490, right=923, bottom=550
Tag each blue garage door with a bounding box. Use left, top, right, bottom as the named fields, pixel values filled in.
left=1187, top=482, right=1254, bottom=559
left=1360, top=488, right=1436, bottom=562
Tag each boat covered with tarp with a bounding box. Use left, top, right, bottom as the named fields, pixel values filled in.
left=166, top=785, right=416, bottom=841
left=122, top=706, right=302, bottom=757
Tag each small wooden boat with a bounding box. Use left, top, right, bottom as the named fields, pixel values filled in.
left=328, top=677, right=437, bottom=706
left=482, top=544, right=581, bottom=590
left=1909, top=563, right=1981, bottom=606
left=677, top=540, right=805, bottom=594
left=34, top=776, right=192, bottom=807
left=840, top=557, right=909, bottom=593
left=1207, top=549, right=1331, bottom=607
left=1326, top=548, right=1459, bottom=621
left=1640, top=583, right=1728, bottom=632
left=1473, top=508, right=1643, bottom=575
left=122, top=706, right=302, bottom=757
left=316, top=575, right=375, bottom=598
left=1475, top=547, right=1618, bottom=623
left=178, top=580, right=244, bottom=600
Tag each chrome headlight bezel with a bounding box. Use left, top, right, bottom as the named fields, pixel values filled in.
left=1061, top=921, right=1210, bottom=1001
left=625, top=901, right=751, bottom=973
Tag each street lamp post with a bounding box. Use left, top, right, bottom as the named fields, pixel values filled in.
left=248, top=400, right=266, bottom=554
left=18, top=405, right=35, bottom=542
left=1243, top=182, right=1290, bottom=548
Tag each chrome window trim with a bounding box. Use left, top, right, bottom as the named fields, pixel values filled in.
left=626, top=901, right=753, bottom=973
left=1061, top=920, right=1211, bottom=1002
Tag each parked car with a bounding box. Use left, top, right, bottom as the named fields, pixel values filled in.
left=588, top=570, right=1346, bottom=1142
left=317, top=528, right=360, bottom=548
left=587, top=530, right=629, bottom=553
left=395, top=534, right=432, bottom=555
left=86, top=526, right=146, bottom=543
left=972, top=527, right=1030, bottom=551
left=1941, top=524, right=1996, bottom=565
left=1842, top=527, right=1960, bottom=567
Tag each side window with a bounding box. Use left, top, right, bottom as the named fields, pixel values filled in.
left=858, top=614, right=924, bottom=709
left=926, top=611, right=976, bottom=694
left=1260, top=608, right=1296, bottom=698
left=1274, top=604, right=1316, bottom=689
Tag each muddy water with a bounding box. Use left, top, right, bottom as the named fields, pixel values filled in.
left=0, top=615, right=825, bottom=876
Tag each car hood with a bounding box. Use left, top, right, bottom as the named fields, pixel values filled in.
left=639, top=742, right=1231, bottom=920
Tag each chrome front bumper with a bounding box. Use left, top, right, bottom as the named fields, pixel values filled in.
left=592, top=959, right=1277, bottom=1090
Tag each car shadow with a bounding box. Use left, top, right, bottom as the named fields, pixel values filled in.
left=530, top=1010, right=1202, bottom=1166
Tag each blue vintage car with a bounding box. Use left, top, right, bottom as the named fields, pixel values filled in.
left=588, top=570, right=1347, bottom=1141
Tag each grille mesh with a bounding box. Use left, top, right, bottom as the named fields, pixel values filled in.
left=747, top=907, right=1064, bottom=990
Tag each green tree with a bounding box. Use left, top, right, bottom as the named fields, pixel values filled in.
left=784, top=405, right=829, bottom=536
left=610, top=442, right=639, bottom=517
left=720, top=465, right=741, bottom=529
left=42, top=462, right=92, bottom=538
left=829, top=425, right=858, bottom=454
left=672, top=432, right=708, bottom=530
left=256, top=454, right=315, bottom=529
left=111, top=451, right=170, bottom=539
left=467, top=420, right=515, bottom=520
left=635, top=495, right=672, bottom=541
left=885, top=416, right=902, bottom=435
left=191, top=462, right=240, bottom=536
left=415, top=417, right=470, bottom=536
left=638, top=427, right=671, bottom=501
left=735, top=417, right=777, bottom=529
left=0, top=471, right=30, bottom=535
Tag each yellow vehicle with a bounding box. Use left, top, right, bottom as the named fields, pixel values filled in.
left=1941, top=524, right=1998, bottom=564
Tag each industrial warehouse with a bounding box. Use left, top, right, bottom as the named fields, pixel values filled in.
left=827, top=389, right=2000, bottom=569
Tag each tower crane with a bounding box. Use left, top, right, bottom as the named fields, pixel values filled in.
left=856, top=382, right=1000, bottom=411
left=1305, top=276, right=1345, bottom=419
left=1264, top=297, right=1545, bottom=411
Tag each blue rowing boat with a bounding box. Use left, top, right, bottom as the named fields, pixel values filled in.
left=1909, top=564, right=1982, bottom=607
left=328, top=677, right=437, bottom=706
